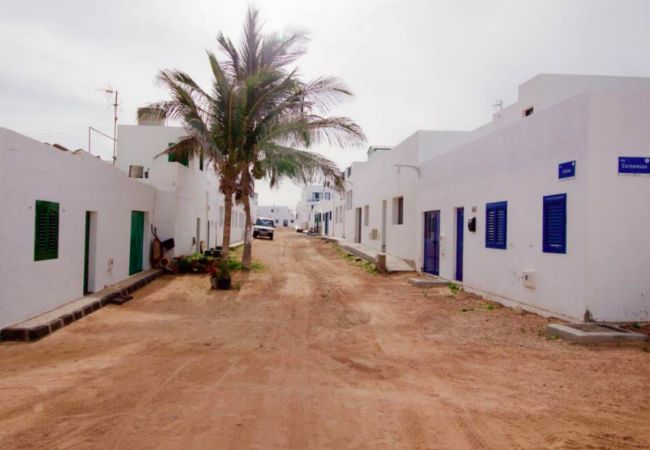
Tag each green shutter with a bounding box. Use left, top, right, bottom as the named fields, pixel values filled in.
left=167, top=142, right=189, bottom=167
left=34, top=200, right=59, bottom=261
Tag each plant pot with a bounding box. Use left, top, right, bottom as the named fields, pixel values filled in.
left=217, top=277, right=231, bottom=290
left=210, top=276, right=219, bottom=290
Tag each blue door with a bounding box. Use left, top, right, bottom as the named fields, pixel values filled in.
left=423, top=211, right=440, bottom=275
left=455, top=208, right=464, bottom=281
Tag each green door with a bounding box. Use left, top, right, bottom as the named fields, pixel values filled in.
left=84, top=212, right=91, bottom=294
left=129, top=211, right=145, bottom=275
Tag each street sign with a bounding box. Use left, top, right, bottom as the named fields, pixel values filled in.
left=618, top=157, right=650, bottom=175
left=558, top=160, right=576, bottom=179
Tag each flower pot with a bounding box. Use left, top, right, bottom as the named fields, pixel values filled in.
left=210, top=277, right=219, bottom=290
left=217, top=277, right=231, bottom=290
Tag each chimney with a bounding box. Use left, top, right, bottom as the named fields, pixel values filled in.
left=137, top=107, right=165, bottom=126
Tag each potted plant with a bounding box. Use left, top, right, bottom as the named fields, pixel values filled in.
left=213, top=260, right=231, bottom=290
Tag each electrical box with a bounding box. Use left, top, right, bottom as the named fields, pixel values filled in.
left=522, top=268, right=536, bottom=289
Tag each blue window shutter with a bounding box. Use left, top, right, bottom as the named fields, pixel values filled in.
left=543, top=194, right=567, bottom=254
left=486, top=201, right=507, bottom=249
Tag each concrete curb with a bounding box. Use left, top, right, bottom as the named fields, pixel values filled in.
left=1, top=269, right=164, bottom=342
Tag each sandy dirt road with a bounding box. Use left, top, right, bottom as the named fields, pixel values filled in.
left=1, top=229, right=649, bottom=449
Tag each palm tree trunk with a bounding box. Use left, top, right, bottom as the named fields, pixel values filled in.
left=221, top=190, right=234, bottom=260
left=241, top=182, right=253, bottom=270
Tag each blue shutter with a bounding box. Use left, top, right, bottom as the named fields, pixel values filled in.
left=543, top=194, right=567, bottom=254
left=486, top=201, right=507, bottom=249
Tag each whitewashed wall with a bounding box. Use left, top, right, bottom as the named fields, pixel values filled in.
left=0, top=128, right=155, bottom=329
left=343, top=131, right=470, bottom=262
left=116, top=124, right=246, bottom=254
left=417, top=94, right=591, bottom=320
left=338, top=74, right=650, bottom=322
left=584, top=90, right=650, bottom=321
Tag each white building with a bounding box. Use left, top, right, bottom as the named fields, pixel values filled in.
left=116, top=120, right=248, bottom=255
left=1, top=116, right=253, bottom=330
left=295, top=184, right=335, bottom=231
left=328, top=74, right=650, bottom=322
left=255, top=205, right=295, bottom=227
left=0, top=128, right=155, bottom=330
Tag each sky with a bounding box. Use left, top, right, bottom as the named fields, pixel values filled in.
left=2, top=0, right=650, bottom=208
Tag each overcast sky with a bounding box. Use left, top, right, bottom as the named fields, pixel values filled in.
left=2, top=0, right=650, bottom=207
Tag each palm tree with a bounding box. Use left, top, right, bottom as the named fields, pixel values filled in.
left=142, top=51, right=243, bottom=260
left=145, top=7, right=365, bottom=270
left=216, top=8, right=366, bottom=269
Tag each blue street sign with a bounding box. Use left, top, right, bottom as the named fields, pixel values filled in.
left=558, top=160, right=576, bottom=179
left=619, top=157, right=650, bottom=175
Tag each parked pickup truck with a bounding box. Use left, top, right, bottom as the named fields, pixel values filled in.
left=253, top=217, right=275, bottom=240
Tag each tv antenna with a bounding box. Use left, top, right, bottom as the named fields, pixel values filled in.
left=96, top=86, right=119, bottom=165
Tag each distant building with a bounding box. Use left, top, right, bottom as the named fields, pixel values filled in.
left=256, top=205, right=295, bottom=227
left=295, top=184, right=335, bottom=232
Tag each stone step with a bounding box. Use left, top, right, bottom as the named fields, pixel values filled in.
left=408, top=277, right=450, bottom=288
left=545, top=323, right=647, bottom=344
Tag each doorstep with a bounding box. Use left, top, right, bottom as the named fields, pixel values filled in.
left=545, top=323, right=647, bottom=344
left=1, top=269, right=163, bottom=342
left=408, top=277, right=450, bottom=288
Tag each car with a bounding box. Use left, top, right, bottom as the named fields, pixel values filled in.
left=253, top=217, right=275, bottom=240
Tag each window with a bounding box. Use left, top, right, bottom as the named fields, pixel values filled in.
left=34, top=200, right=59, bottom=261
left=199, top=153, right=204, bottom=171
left=167, top=142, right=189, bottom=167
left=393, top=196, right=404, bottom=225
left=219, top=207, right=224, bottom=226
left=324, top=192, right=331, bottom=200
left=485, top=201, right=507, bottom=249
left=543, top=194, right=567, bottom=254
left=347, top=167, right=351, bottom=177
left=345, top=191, right=353, bottom=210
left=364, top=205, right=369, bottom=226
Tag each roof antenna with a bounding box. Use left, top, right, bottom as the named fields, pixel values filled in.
left=95, top=86, right=120, bottom=165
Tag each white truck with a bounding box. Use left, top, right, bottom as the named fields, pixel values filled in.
left=253, top=217, right=275, bottom=240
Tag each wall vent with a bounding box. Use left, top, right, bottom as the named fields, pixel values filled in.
left=129, top=165, right=144, bottom=178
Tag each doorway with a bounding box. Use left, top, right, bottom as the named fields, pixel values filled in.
left=83, top=211, right=97, bottom=294
left=355, top=207, right=362, bottom=243
left=129, top=211, right=145, bottom=275
left=196, top=217, right=201, bottom=252
left=455, top=207, right=464, bottom=281
left=381, top=200, right=387, bottom=252
left=423, top=210, right=440, bottom=275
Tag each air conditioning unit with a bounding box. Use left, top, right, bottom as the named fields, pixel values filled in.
left=369, top=228, right=379, bottom=240
left=129, top=165, right=144, bottom=178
